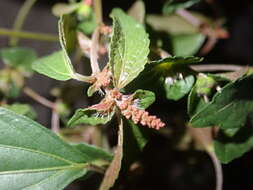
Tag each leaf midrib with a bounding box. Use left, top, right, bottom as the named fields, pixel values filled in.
left=0, top=144, right=75, bottom=165
left=0, top=163, right=86, bottom=175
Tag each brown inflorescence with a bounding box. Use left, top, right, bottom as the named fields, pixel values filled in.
left=117, top=98, right=165, bottom=130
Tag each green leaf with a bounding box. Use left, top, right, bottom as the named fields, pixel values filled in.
left=109, top=8, right=150, bottom=89
left=0, top=47, right=37, bottom=74
left=68, top=108, right=114, bottom=127
left=164, top=74, right=195, bottom=100
left=171, top=33, right=205, bottom=56
left=2, top=103, right=37, bottom=119
left=0, top=107, right=108, bottom=190
left=163, top=0, right=200, bottom=15
left=32, top=51, right=75, bottom=81
left=190, top=75, right=253, bottom=129
left=133, top=89, right=155, bottom=109
left=215, top=125, right=253, bottom=163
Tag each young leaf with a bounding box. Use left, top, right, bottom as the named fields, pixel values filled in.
left=99, top=118, right=124, bottom=190
left=215, top=125, right=253, bottom=163
left=164, top=74, right=195, bottom=101
left=2, top=103, right=37, bottom=119
left=163, top=0, right=201, bottom=15
left=68, top=108, right=114, bottom=127
left=32, top=50, right=75, bottom=81
left=0, top=47, right=37, bottom=74
left=133, top=89, right=156, bottom=109
left=170, top=33, right=205, bottom=56
left=190, top=75, right=253, bottom=129
left=0, top=107, right=108, bottom=190
left=109, top=8, right=150, bottom=89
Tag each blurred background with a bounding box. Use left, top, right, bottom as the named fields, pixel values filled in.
left=1, top=0, right=253, bottom=189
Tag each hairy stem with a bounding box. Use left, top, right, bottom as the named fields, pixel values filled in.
left=176, top=9, right=202, bottom=27
left=90, top=27, right=101, bottom=73
left=51, top=109, right=60, bottom=133
left=0, top=28, right=58, bottom=42
left=23, top=87, right=55, bottom=109
left=9, top=0, right=38, bottom=46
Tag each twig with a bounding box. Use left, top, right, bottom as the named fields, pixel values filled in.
left=190, top=64, right=244, bottom=72
left=51, top=109, right=60, bottom=133
left=23, top=87, right=55, bottom=109
left=9, top=0, right=38, bottom=46
left=208, top=151, right=223, bottom=190
left=176, top=9, right=202, bottom=27
left=90, top=27, right=101, bottom=73
left=0, top=28, right=58, bottom=42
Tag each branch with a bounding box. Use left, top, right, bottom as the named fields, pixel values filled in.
left=9, top=0, right=38, bottom=46
left=0, top=28, right=58, bottom=42
left=51, top=109, right=60, bottom=133
left=190, top=64, right=244, bottom=72
left=90, top=27, right=101, bottom=74
left=23, top=87, right=55, bottom=109
left=94, top=0, right=103, bottom=25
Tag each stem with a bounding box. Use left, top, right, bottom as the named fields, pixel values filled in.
left=94, top=0, right=103, bottom=25
left=51, top=109, right=60, bottom=133
left=176, top=9, right=202, bottom=28
left=208, top=151, right=223, bottom=190
left=72, top=73, right=94, bottom=83
left=9, top=0, right=38, bottom=46
left=190, top=64, right=244, bottom=72
left=87, top=163, right=106, bottom=174
left=90, top=27, right=101, bottom=73
left=0, top=28, right=58, bottom=42
left=23, top=87, right=55, bottom=109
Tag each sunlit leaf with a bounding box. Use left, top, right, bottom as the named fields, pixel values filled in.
left=32, top=51, right=74, bottom=81
left=110, top=8, right=150, bottom=89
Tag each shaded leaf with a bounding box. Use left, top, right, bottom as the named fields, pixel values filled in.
left=0, top=107, right=108, bottom=190
left=190, top=75, right=253, bottom=129
left=164, top=74, right=195, bottom=100
left=171, top=33, right=205, bottom=56
left=32, top=51, right=74, bottom=81
left=0, top=47, right=37, bottom=74
left=99, top=118, right=124, bottom=190
left=163, top=0, right=200, bottom=15
left=110, top=8, right=150, bottom=89
left=77, top=12, right=97, bottom=35
left=2, top=103, right=36, bottom=119
left=215, top=125, right=253, bottom=163
left=68, top=108, right=114, bottom=127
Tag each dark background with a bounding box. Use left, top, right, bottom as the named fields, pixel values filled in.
left=1, top=0, right=253, bottom=189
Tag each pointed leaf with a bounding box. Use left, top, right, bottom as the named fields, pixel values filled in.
left=68, top=108, right=114, bottom=127
left=0, top=107, right=108, bottom=190
left=190, top=75, right=253, bottom=129
left=109, top=8, right=150, bottom=89
left=32, top=51, right=74, bottom=81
